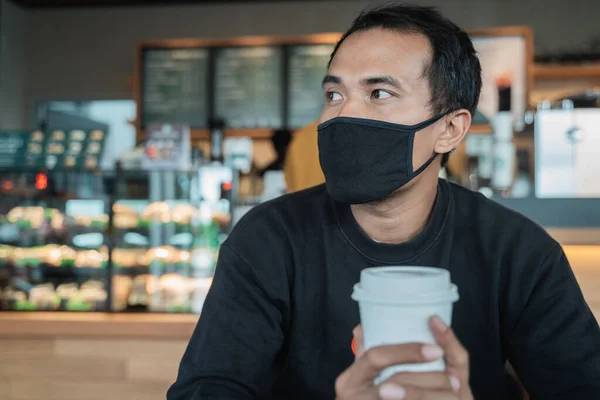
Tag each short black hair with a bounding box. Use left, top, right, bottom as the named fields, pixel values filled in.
left=329, top=3, right=482, bottom=167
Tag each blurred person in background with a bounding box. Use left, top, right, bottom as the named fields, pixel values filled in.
left=259, top=128, right=293, bottom=177
left=283, top=120, right=324, bottom=192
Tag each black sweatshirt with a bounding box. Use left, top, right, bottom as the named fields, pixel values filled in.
left=168, top=180, right=600, bottom=400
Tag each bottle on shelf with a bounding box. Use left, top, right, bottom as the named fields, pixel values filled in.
left=208, top=118, right=226, bottom=164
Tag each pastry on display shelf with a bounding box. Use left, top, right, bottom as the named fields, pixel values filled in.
left=170, top=204, right=199, bottom=225
left=66, top=281, right=108, bottom=311
left=6, top=206, right=65, bottom=230
left=12, top=246, right=46, bottom=267
left=113, top=202, right=140, bottom=229
left=50, top=212, right=66, bottom=231
left=146, top=273, right=190, bottom=312
left=71, top=214, right=109, bottom=229
left=112, top=247, right=148, bottom=268
left=74, top=246, right=108, bottom=268
left=3, top=289, right=30, bottom=310
left=113, top=212, right=139, bottom=229
left=44, top=244, right=77, bottom=267
left=142, top=202, right=205, bottom=226
left=113, top=202, right=137, bottom=215
left=112, top=275, right=133, bottom=311
left=142, top=202, right=172, bottom=224
left=53, top=280, right=108, bottom=312
left=29, top=283, right=60, bottom=311
left=0, top=245, right=14, bottom=264
left=56, top=283, right=79, bottom=301
left=128, top=274, right=149, bottom=306
left=1, top=288, right=20, bottom=310
left=143, top=246, right=189, bottom=266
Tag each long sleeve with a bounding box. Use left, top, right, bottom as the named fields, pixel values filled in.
left=508, top=243, right=600, bottom=399
left=167, top=244, right=288, bottom=400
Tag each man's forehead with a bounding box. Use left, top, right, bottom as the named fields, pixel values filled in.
left=328, top=28, right=431, bottom=83
left=335, top=27, right=431, bottom=53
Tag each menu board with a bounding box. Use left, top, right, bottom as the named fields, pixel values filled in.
left=142, top=48, right=209, bottom=128
left=0, top=129, right=106, bottom=170
left=0, top=132, right=29, bottom=168
left=214, top=46, right=283, bottom=129
left=288, top=44, right=334, bottom=129
left=59, top=129, right=106, bottom=169
left=29, top=130, right=51, bottom=168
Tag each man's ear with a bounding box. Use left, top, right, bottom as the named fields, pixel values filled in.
left=434, top=109, right=471, bottom=154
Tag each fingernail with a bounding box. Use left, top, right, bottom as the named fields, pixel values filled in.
left=431, top=315, right=448, bottom=332
left=421, top=344, right=444, bottom=360
left=379, top=383, right=406, bottom=400
left=449, top=375, right=461, bottom=392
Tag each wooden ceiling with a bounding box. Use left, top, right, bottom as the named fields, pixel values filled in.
left=11, top=0, right=327, bottom=8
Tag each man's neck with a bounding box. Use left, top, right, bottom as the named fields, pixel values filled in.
left=350, top=176, right=439, bottom=244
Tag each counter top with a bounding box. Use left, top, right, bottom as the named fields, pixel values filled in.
left=0, top=312, right=199, bottom=338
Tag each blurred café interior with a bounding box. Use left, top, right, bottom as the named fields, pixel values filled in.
left=0, top=0, right=600, bottom=399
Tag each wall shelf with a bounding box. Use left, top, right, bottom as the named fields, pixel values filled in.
left=533, top=63, right=600, bottom=79
left=469, top=123, right=493, bottom=135
left=136, top=128, right=274, bottom=142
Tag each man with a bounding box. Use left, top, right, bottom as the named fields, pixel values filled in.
left=168, top=4, right=600, bottom=400
left=283, top=120, right=324, bottom=192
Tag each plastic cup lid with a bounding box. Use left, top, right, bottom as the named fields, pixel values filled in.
left=351, top=266, right=459, bottom=305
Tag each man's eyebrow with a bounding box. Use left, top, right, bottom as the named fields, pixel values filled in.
left=361, top=75, right=405, bottom=90
left=322, top=75, right=341, bottom=87
left=321, top=74, right=408, bottom=91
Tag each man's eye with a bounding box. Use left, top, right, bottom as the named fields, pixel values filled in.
left=326, top=92, right=343, bottom=101
left=371, top=89, right=392, bottom=100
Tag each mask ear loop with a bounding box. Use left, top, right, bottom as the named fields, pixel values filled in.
left=409, top=110, right=454, bottom=175
left=410, top=152, right=439, bottom=178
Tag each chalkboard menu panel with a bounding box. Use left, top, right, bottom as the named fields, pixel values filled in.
left=142, top=48, right=209, bottom=128
left=288, top=44, right=334, bottom=129
left=214, top=46, right=283, bottom=129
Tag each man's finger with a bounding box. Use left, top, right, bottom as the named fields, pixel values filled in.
left=378, top=382, right=460, bottom=400
left=335, top=371, right=380, bottom=399
left=429, top=315, right=469, bottom=369
left=349, top=343, right=445, bottom=388
left=385, top=371, right=460, bottom=392
left=353, top=325, right=365, bottom=358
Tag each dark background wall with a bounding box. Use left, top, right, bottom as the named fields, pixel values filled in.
left=0, top=0, right=26, bottom=129
left=0, top=0, right=598, bottom=127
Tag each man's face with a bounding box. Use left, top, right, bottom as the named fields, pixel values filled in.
left=321, top=28, right=444, bottom=170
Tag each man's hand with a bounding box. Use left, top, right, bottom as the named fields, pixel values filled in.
left=335, top=316, right=473, bottom=400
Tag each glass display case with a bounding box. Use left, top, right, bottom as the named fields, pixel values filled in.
left=0, top=165, right=237, bottom=313
left=0, top=169, right=111, bottom=311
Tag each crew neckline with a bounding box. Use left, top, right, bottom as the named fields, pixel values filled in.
left=332, top=179, right=451, bottom=264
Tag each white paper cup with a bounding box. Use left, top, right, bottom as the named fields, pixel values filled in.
left=351, top=266, right=459, bottom=383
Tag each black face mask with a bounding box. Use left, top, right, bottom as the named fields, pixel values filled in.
left=317, top=113, right=447, bottom=204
